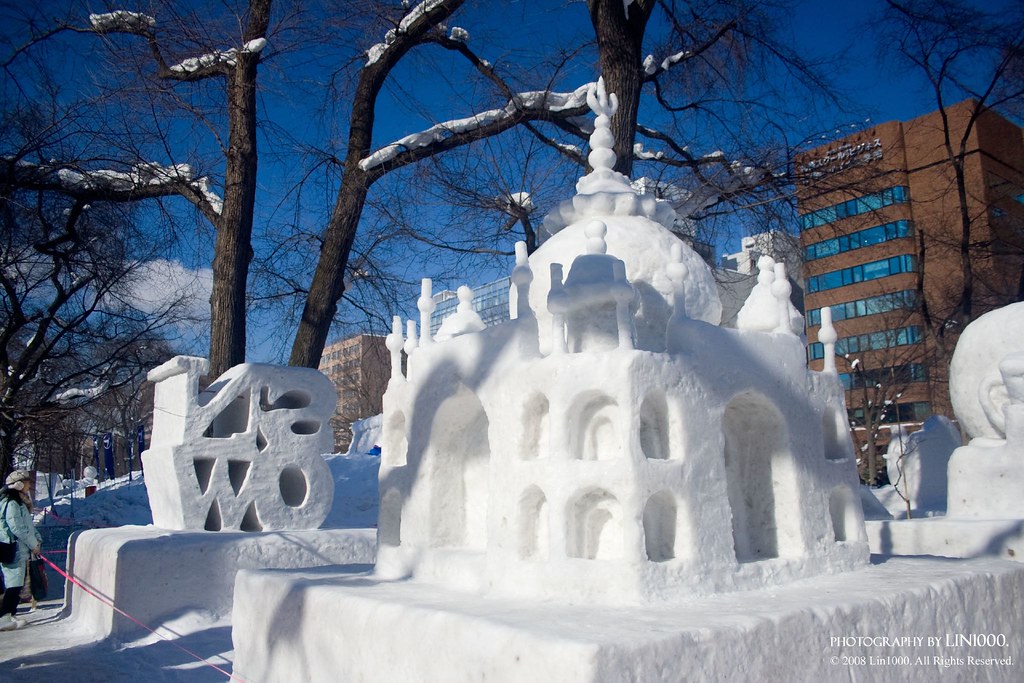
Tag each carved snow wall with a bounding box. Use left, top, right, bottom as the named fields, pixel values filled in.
left=142, top=356, right=335, bottom=531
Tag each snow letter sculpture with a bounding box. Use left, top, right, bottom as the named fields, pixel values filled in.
left=946, top=302, right=1024, bottom=518
left=142, top=356, right=335, bottom=531
left=376, top=79, right=867, bottom=603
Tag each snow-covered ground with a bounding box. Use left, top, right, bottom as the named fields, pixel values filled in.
left=0, top=452, right=380, bottom=681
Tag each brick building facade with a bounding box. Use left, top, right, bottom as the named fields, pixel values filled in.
left=318, top=334, right=390, bottom=452
left=797, top=100, right=1024, bottom=457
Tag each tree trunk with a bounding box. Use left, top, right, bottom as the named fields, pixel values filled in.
left=290, top=173, right=371, bottom=368
left=586, top=0, right=654, bottom=177
left=208, top=0, right=271, bottom=377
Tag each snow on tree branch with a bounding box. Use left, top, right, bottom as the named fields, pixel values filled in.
left=2, top=158, right=223, bottom=215
left=359, top=84, right=591, bottom=171
left=89, top=11, right=156, bottom=34
left=168, top=38, right=266, bottom=75
left=643, top=49, right=693, bottom=76
left=366, top=0, right=451, bottom=65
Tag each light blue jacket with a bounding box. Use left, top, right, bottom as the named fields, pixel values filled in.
left=1, top=490, right=41, bottom=588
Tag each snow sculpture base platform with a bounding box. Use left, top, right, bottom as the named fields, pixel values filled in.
left=232, top=557, right=1024, bottom=682
left=64, top=525, right=375, bottom=638
left=865, top=518, right=1024, bottom=561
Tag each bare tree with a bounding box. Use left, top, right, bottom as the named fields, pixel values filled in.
left=0, top=168, right=194, bottom=474
left=83, top=1, right=272, bottom=377
left=289, top=0, right=836, bottom=367
left=881, top=0, right=1024, bottom=364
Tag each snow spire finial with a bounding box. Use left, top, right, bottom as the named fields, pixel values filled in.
left=586, top=77, right=619, bottom=173
left=511, top=241, right=534, bottom=321
left=819, top=306, right=838, bottom=374
left=667, top=243, right=690, bottom=326
left=417, top=279, right=435, bottom=346
left=547, top=263, right=568, bottom=355
left=585, top=220, right=608, bottom=255
left=386, top=315, right=405, bottom=384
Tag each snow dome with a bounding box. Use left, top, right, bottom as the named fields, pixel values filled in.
left=518, top=80, right=721, bottom=353
left=375, top=80, right=867, bottom=603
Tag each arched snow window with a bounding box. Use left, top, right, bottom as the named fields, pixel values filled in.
left=829, top=486, right=860, bottom=543
left=643, top=490, right=677, bottom=562
left=521, top=394, right=550, bottom=460
left=573, top=394, right=619, bottom=461
left=567, top=488, right=622, bottom=560
left=640, top=392, right=670, bottom=460
left=518, top=486, right=548, bottom=560
left=822, top=407, right=849, bottom=461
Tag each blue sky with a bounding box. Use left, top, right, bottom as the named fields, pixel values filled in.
left=248, top=0, right=1015, bottom=361
left=4, top=0, right=1003, bottom=362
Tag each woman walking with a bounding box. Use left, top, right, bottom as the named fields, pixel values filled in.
left=0, top=470, right=42, bottom=631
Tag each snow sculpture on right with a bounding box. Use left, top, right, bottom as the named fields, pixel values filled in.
left=946, top=302, right=1024, bottom=518
left=375, top=78, right=868, bottom=603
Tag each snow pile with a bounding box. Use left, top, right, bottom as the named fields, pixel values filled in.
left=346, top=413, right=383, bottom=455
left=41, top=475, right=153, bottom=528
left=882, top=415, right=960, bottom=515
left=34, top=453, right=378, bottom=531
left=321, top=453, right=380, bottom=528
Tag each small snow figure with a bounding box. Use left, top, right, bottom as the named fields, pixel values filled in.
left=435, top=286, right=486, bottom=341
left=736, top=255, right=779, bottom=332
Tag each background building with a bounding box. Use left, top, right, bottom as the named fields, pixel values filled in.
left=318, top=335, right=390, bottom=452
left=797, top=99, right=1024, bottom=480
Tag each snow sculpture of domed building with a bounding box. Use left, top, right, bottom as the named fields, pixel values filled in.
left=374, top=79, right=868, bottom=602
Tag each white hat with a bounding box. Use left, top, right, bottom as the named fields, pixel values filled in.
left=4, top=470, right=31, bottom=489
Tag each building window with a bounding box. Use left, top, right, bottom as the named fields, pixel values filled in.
left=807, top=290, right=918, bottom=327
left=804, top=220, right=913, bottom=261
left=430, top=276, right=512, bottom=334
left=839, top=363, right=926, bottom=390
left=848, top=401, right=931, bottom=426
left=809, top=326, right=921, bottom=361
left=800, top=186, right=910, bottom=231
left=806, top=255, right=915, bottom=293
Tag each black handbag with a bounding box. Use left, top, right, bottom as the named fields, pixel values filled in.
left=29, top=558, right=48, bottom=600
left=0, top=500, right=17, bottom=563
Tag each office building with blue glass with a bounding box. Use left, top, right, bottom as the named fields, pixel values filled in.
left=797, top=100, right=1024, bottom=445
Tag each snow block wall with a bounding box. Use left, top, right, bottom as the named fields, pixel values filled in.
left=142, top=356, right=335, bottom=531
left=374, top=79, right=868, bottom=603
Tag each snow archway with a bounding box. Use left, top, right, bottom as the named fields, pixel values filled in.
left=427, top=384, right=490, bottom=550
left=723, top=392, right=800, bottom=562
